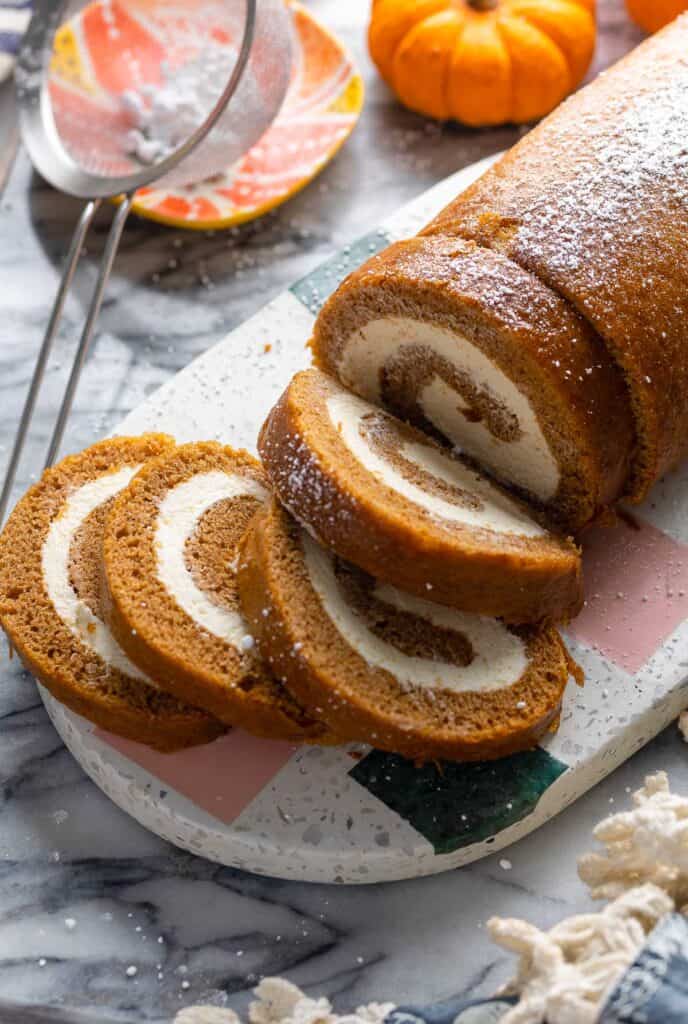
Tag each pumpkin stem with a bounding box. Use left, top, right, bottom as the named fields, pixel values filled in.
left=466, top=0, right=498, bottom=10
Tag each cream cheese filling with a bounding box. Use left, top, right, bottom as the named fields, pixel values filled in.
left=302, top=533, right=527, bottom=694
left=155, top=471, right=267, bottom=648
left=327, top=391, right=545, bottom=538
left=337, top=316, right=560, bottom=502
left=42, top=466, right=150, bottom=681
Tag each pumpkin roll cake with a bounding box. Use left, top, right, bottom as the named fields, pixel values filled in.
left=0, top=436, right=223, bottom=752
left=238, top=500, right=577, bottom=763
left=312, top=237, right=633, bottom=532
left=423, top=18, right=688, bottom=503
left=101, top=442, right=331, bottom=743
left=260, top=368, right=582, bottom=624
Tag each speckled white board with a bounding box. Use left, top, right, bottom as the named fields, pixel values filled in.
left=42, top=156, right=688, bottom=883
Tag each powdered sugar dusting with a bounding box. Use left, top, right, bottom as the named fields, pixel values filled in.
left=122, top=39, right=262, bottom=179
left=511, top=73, right=688, bottom=293
left=446, top=20, right=688, bottom=295
left=430, top=17, right=688, bottom=484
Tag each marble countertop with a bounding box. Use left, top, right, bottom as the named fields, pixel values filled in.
left=2, top=1, right=687, bottom=1020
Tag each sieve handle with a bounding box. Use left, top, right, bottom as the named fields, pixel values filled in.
left=0, top=193, right=133, bottom=523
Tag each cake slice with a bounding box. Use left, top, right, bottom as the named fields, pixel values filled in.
left=311, top=236, right=634, bottom=532
left=0, top=436, right=224, bottom=752
left=259, top=368, right=582, bottom=624
left=101, top=441, right=333, bottom=743
left=423, top=20, right=688, bottom=504
left=237, top=500, right=578, bottom=763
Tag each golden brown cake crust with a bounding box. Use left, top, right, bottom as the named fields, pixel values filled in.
left=422, top=19, right=688, bottom=501
left=312, top=236, right=635, bottom=531
left=237, top=501, right=574, bottom=763
left=0, top=435, right=224, bottom=753
left=260, top=368, right=583, bottom=625
left=101, top=441, right=333, bottom=743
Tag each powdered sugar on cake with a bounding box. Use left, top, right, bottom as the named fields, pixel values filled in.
left=442, top=25, right=688, bottom=408
left=510, top=69, right=688, bottom=287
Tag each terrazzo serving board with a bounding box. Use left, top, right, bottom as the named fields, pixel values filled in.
left=42, top=154, right=688, bottom=883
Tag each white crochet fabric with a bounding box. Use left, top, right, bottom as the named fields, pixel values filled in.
left=487, top=771, right=688, bottom=1023
left=176, top=978, right=394, bottom=1024
left=176, top=1009, right=241, bottom=1024
left=487, top=883, right=673, bottom=1024
left=579, top=771, right=688, bottom=907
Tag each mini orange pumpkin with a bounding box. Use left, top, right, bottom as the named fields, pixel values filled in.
left=625, top=0, right=687, bottom=33
left=368, top=0, right=597, bottom=126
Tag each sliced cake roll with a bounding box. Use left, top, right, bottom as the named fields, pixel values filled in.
left=101, top=442, right=331, bottom=743
left=259, top=368, right=582, bottom=625
left=311, top=236, right=634, bottom=532
left=238, top=501, right=578, bottom=763
left=0, top=436, right=224, bottom=752
left=423, top=19, right=688, bottom=504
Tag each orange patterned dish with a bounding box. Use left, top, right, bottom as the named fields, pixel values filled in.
left=50, top=0, right=364, bottom=229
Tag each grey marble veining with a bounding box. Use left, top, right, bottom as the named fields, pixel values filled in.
left=1, top=1, right=685, bottom=1021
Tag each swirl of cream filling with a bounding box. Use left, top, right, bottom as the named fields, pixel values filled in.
left=327, top=390, right=545, bottom=538
left=42, top=466, right=150, bottom=681
left=337, top=316, right=560, bottom=502
left=302, top=533, right=527, bottom=694
left=154, top=471, right=267, bottom=648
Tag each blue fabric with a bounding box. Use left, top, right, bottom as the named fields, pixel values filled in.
left=378, top=914, right=688, bottom=1024
left=600, top=913, right=688, bottom=1024
left=0, top=1, right=31, bottom=63
left=387, top=997, right=516, bottom=1024
left=0, top=29, right=22, bottom=55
